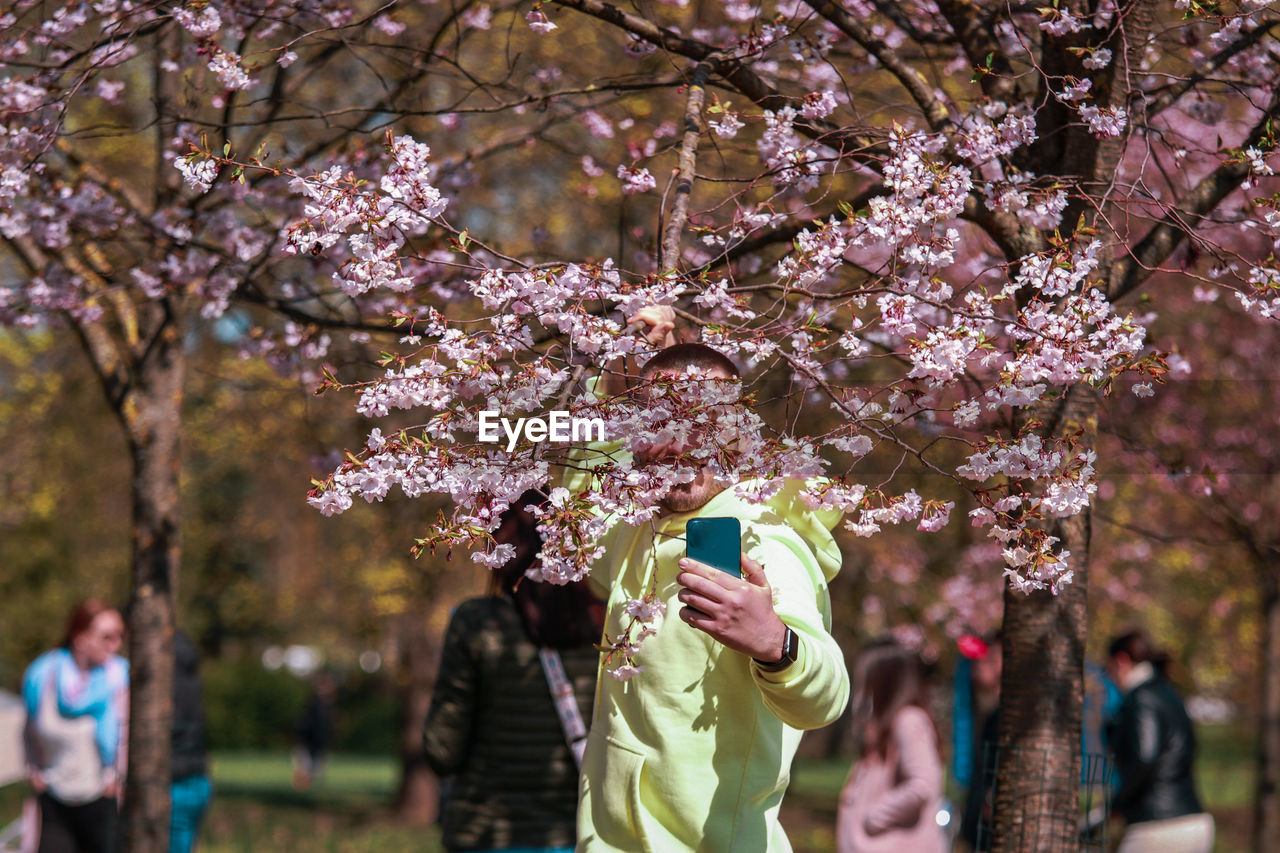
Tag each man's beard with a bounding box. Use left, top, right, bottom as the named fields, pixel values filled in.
left=658, top=467, right=727, bottom=514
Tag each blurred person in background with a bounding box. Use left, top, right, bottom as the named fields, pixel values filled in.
left=424, top=490, right=604, bottom=853
left=954, top=632, right=1002, bottom=852
left=21, top=599, right=129, bottom=853
left=292, top=670, right=336, bottom=791
left=835, top=637, right=945, bottom=853
left=1106, top=630, right=1213, bottom=853
left=169, top=629, right=211, bottom=853
left=1077, top=656, right=1125, bottom=842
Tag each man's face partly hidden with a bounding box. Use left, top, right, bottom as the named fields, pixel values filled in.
left=633, top=367, right=736, bottom=515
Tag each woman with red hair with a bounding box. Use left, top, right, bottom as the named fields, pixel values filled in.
left=22, top=599, right=129, bottom=853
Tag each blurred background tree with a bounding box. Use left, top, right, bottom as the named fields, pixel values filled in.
left=0, top=324, right=482, bottom=824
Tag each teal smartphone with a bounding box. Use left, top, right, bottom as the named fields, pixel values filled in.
left=685, top=517, right=742, bottom=578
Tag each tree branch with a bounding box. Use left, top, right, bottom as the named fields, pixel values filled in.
left=932, top=0, right=1019, bottom=103
left=803, top=0, right=951, bottom=132
left=660, top=61, right=713, bottom=271
left=1109, top=90, right=1280, bottom=302
left=2, top=232, right=134, bottom=411
left=549, top=0, right=879, bottom=159
left=692, top=184, right=888, bottom=277
left=1144, top=20, right=1280, bottom=119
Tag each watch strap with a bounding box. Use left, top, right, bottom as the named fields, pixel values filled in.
left=754, top=626, right=797, bottom=672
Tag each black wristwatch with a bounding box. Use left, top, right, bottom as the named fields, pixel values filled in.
left=754, top=626, right=798, bottom=672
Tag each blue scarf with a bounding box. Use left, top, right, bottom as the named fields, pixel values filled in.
left=22, top=648, right=129, bottom=768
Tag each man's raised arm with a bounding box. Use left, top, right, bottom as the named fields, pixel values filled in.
left=597, top=305, right=677, bottom=399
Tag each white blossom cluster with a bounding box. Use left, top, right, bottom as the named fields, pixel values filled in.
left=281, top=136, right=448, bottom=295
left=10, top=0, right=1272, bottom=667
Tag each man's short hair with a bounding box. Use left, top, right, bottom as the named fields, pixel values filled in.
left=641, top=343, right=740, bottom=380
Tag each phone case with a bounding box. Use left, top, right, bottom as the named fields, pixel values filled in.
left=685, top=517, right=742, bottom=578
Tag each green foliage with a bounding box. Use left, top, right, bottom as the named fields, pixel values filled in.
left=202, top=660, right=399, bottom=753
left=1195, top=722, right=1255, bottom=810
left=332, top=672, right=399, bottom=755
left=203, top=658, right=310, bottom=751
left=0, top=330, right=130, bottom=689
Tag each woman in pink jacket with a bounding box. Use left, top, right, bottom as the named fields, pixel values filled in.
left=836, top=638, right=945, bottom=853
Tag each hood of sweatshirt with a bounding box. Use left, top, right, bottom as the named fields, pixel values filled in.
left=651, top=477, right=843, bottom=583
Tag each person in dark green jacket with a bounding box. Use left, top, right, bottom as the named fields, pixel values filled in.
left=425, top=491, right=605, bottom=853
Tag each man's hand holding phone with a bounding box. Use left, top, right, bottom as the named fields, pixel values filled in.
left=676, top=552, right=788, bottom=664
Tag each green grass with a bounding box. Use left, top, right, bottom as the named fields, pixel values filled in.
left=201, top=801, right=438, bottom=853
left=200, top=752, right=439, bottom=853
left=787, top=756, right=848, bottom=815
left=0, top=754, right=437, bottom=853
left=783, top=723, right=1256, bottom=853
left=786, top=723, right=1253, bottom=807
left=1193, top=723, right=1255, bottom=853
left=0, top=781, right=24, bottom=829
left=1195, top=723, right=1255, bottom=811
left=0, top=726, right=1259, bottom=853
left=209, top=752, right=400, bottom=806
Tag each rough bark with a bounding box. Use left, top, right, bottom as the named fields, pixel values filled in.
left=991, top=560, right=1089, bottom=850
left=23, top=216, right=185, bottom=853
left=987, top=3, right=1151, bottom=846
left=395, top=747, right=439, bottom=826
left=118, top=314, right=184, bottom=853
left=64, top=283, right=183, bottom=853
left=990, top=385, right=1096, bottom=852
left=393, top=612, right=440, bottom=825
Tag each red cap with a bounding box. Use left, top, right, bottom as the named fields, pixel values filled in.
left=958, top=633, right=990, bottom=660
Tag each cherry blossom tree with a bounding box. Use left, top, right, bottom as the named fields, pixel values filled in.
left=1, top=2, right=407, bottom=846
left=4, top=0, right=1278, bottom=850
left=1098, top=285, right=1280, bottom=852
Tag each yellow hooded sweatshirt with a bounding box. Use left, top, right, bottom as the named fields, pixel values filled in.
left=570, top=467, right=850, bottom=853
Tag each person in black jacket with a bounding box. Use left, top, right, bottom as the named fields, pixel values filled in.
left=1105, top=631, right=1213, bottom=853
left=170, top=629, right=211, bottom=853
left=424, top=490, right=605, bottom=853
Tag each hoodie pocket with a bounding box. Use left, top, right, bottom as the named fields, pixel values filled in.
left=583, top=734, right=649, bottom=851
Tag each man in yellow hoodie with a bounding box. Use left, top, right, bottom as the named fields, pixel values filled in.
left=571, top=310, right=850, bottom=852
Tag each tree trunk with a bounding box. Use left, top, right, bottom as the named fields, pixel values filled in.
left=990, top=385, right=1095, bottom=852
left=393, top=613, right=439, bottom=825
left=395, top=739, right=439, bottom=826
left=987, top=13, right=1135, bottom=841
left=1255, top=570, right=1280, bottom=853
left=119, top=318, right=184, bottom=853
left=990, top=564, right=1087, bottom=851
